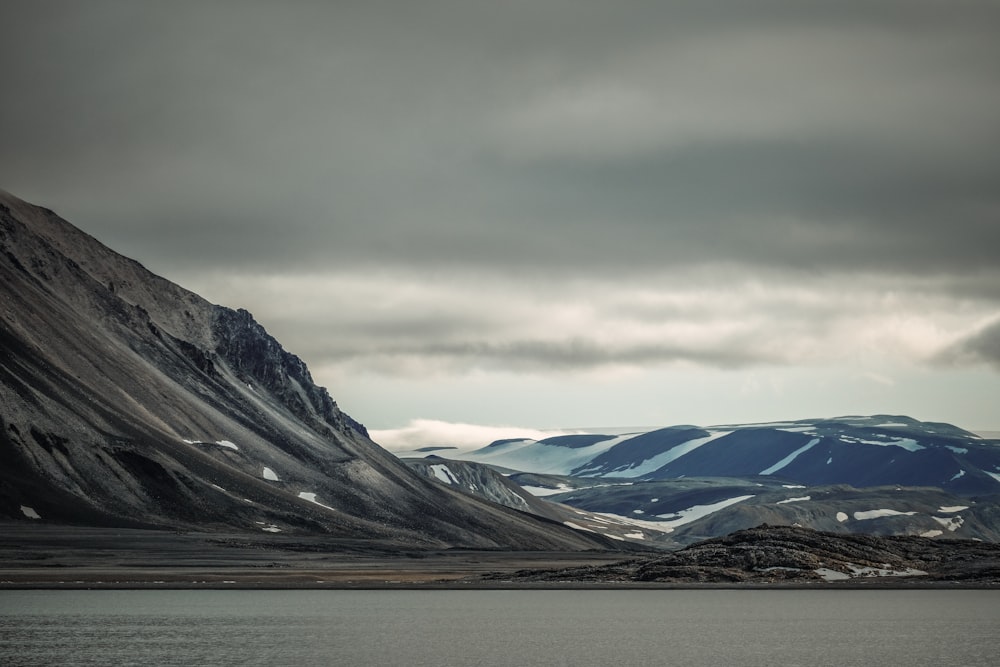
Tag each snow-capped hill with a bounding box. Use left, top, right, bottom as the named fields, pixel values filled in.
left=401, top=415, right=1000, bottom=547
left=423, top=415, right=1000, bottom=494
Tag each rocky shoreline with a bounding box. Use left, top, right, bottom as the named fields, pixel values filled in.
left=482, top=524, right=1000, bottom=585
left=2, top=523, right=999, bottom=589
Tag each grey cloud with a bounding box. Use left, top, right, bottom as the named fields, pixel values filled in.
left=4, top=2, right=999, bottom=280
left=3, top=1, right=1000, bottom=388
left=938, top=319, right=1000, bottom=370
left=331, top=339, right=777, bottom=375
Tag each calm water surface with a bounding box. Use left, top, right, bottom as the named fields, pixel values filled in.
left=1, top=589, right=998, bottom=666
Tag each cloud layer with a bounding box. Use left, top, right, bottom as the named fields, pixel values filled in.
left=3, top=2, right=998, bottom=429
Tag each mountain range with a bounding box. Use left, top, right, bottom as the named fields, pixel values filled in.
left=4, top=186, right=999, bottom=560
left=0, top=188, right=617, bottom=551
left=400, top=416, right=1000, bottom=546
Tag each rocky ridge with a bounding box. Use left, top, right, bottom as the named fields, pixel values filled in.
left=484, top=524, right=1000, bottom=584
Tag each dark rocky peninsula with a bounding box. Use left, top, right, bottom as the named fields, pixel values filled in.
left=482, top=525, right=1000, bottom=585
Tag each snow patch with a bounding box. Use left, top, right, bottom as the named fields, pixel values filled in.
left=920, top=529, right=943, bottom=538
left=949, top=469, right=965, bottom=482
left=932, top=515, right=964, bottom=532
left=849, top=565, right=927, bottom=578
left=836, top=512, right=849, bottom=522
left=938, top=505, right=968, bottom=513
left=782, top=484, right=807, bottom=489
left=429, top=464, right=459, bottom=485
left=845, top=437, right=924, bottom=452
left=654, top=495, right=755, bottom=529
left=521, top=484, right=571, bottom=497
left=946, top=446, right=968, bottom=455
left=593, top=513, right=677, bottom=535
left=622, top=532, right=645, bottom=540
left=262, top=467, right=280, bottom=481
left=20, top=505, right=40, bottom=520
left=760, top=438, right=820, bottom=475
left=254, top=521, right=282, bottom=533
left=182, top=437, right=238, bottom=451
left=777, top=496, right=810, bottom=504
left=985, top=471, right=1000, bottom=484
left=816, top=564, right=927, bottom=581
left=853, top=509, right=918, bottom=520
left=815, top=568, right=850, bottom=581
left=298, top=491, right=336, bottom=512
left=563, top=521, right=596, bottom=533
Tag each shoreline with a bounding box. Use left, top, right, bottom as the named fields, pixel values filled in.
left=3, top=524, right=997, bottom=592
left=2, top=569, right=997, bottom=591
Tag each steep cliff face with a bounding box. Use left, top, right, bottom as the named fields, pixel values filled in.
left=0, top=189, right=615, bottom=551
left=211, top=307, right=365, bottom=438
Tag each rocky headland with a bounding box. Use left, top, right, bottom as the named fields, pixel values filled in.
left=481, top=524, right=1000, bottom=585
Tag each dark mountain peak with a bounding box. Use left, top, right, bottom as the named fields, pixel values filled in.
left=212, top=306, right=366, bottom=438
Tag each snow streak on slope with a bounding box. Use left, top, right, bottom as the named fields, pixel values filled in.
left=596, top=431, right=733, bottom=478
left=760, top=438, right=821, bottom=475
left=654, top=495, right=756, bottom=530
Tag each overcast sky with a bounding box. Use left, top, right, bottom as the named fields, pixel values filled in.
left=4, top=1, right=999, bottom=447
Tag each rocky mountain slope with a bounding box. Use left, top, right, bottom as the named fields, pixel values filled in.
left=0, top=189, right=617, bottom=551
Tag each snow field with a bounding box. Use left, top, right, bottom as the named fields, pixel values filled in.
left=429, top=464, right=459, bottom=485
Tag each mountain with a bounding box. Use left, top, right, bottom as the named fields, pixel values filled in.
left=0, top=189, right=617, bottom=551
left=417, top=416, right=1000, bottom=493
left=404, top=456, right=658, bottom=545
left=401, top=416, right=1000, bottom=546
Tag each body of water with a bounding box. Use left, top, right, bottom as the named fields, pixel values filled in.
left=1, top=589, right=998, bottom=666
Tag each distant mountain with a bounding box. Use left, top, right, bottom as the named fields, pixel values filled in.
left=402, top=416, right=1000, bottom=546
left=425, top=416, right=1000, bottom=494
left=0, top=189, right=616, bottom=551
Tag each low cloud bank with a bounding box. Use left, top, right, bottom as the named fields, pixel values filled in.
left=369, top=419, right=579, bottom=453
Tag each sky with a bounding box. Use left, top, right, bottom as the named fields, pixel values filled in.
left=3, top=1, right=999, bottom=448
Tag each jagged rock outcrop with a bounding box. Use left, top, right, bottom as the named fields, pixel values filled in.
left=212, top=307, right=365, bottom=438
